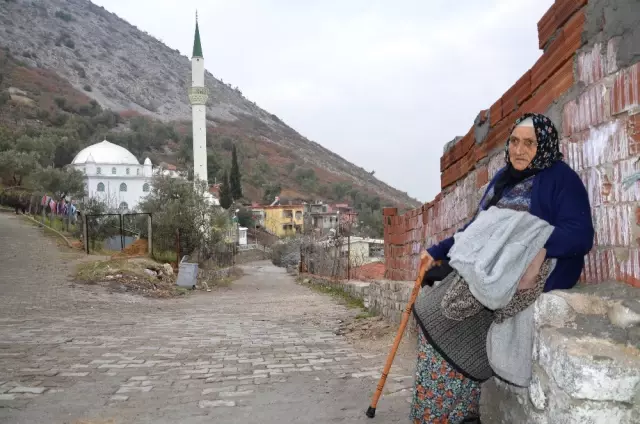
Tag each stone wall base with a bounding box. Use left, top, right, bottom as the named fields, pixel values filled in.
left=301, top=274, right=640, bottom=423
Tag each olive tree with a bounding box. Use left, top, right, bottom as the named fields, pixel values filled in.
left=138, top=175, right=231, bottom=258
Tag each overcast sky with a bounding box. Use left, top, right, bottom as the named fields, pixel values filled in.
left=92, top=0, right=553, bottom=203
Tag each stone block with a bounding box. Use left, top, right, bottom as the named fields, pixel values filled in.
left=537, top=325, right=640, bottom=403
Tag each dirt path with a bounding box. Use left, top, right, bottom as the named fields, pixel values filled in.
left=0, top=213, right=416, bottom=424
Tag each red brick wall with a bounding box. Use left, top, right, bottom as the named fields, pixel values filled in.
left=383, top=0, right=640, bottom=287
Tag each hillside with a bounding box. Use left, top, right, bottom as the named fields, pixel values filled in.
left=0, top=0, right=420, bottom=212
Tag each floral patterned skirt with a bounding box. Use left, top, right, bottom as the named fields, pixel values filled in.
left=410, top=333, right=481, bottom=423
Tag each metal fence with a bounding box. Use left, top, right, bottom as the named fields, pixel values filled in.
left=84, top=212, right=152, bottom=255
left=175, top=228, right=236, bottom=269
left=298, top=232, right=377, bottom=280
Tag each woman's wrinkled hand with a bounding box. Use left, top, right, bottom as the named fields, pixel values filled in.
left=420, top=251, right=439, bottom=272
left=518, top=248, right=546, bottom=290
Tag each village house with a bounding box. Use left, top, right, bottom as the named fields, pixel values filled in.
left=339, top=236, right=384, bottom=266
left=263, top=204, right=304, bottom=237
left=303, top=201, right=359, bottom=234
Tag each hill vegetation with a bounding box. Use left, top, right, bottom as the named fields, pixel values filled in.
left=0, top=0, right=421, bottom=237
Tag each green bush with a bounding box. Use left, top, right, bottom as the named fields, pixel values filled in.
left=54, top=10, right=74, bottom=22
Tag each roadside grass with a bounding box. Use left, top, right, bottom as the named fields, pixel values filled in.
left=297, top=277, right=366, bottom=310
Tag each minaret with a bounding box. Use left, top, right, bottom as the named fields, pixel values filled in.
left=188, top=12, right=208, bottom=184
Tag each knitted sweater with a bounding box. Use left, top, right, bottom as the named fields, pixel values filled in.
left=427, top=161, right=594, bottom=292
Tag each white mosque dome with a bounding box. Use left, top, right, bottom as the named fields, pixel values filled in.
left=71, top=140, right=140, bottom=165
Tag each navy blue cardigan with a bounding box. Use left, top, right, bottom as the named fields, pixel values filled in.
left=427, top=161, right=594, bottom=292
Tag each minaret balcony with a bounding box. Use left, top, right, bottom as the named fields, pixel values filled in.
left=188, top=86, right=209, bottom=105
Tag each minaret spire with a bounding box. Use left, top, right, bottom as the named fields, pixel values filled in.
left=192, top=11, right=203, bottom=58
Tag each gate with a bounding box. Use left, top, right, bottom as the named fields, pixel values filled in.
left=84, top=212, right=152, bottom=255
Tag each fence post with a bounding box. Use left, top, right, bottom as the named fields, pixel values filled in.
left=175, top=229, right=181, bottom=264
left=347, top=232, right=351, bottom=281
left=119, top=214, right=124, bottom=251
left=82, top=213, right=89, bottom=254
left=147, top=214, right=153, bottom=257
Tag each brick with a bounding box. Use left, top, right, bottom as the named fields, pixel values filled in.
left=502, top=86, right=518, bottom=116
left=579, top=38, right=622, bottom=85
left=617, top=249, right=640, bottom=288
left=514, top=71, right=532, bottom=106
left=593, top=204, right=632, bottom=247
left=582, top=249, right=615, bottom=284
left=531, top=20, right=581, bottom=93
left=476, top=165, right=488, bottom=189
left=577, top=43, right=605, bottom=86
left=442, top=128, right=475, bottom=171
left=538, top=4, right=558, bottom=49
left=489, top=99, right=503, bottom=127
left=562, top=82, right=609, bottom=136
left=628, top=113, right=640, bottom=156
left=382, top=208, right=397, bottom=217
left=479, top=111, right=516, bottom=161
left=441, top=146, right=477, bottom=189
left=611, top=63, right=640, bottom=116
left=502, top=71, right=535, bottom=115
left=553, top=0, right=587, bottom=31
left=563, top=10, right=585, bottom=57
left=524, top=58, right=574, bottom=115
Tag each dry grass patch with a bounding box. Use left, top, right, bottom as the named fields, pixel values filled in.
left=75, top=257, right=186, bottom=298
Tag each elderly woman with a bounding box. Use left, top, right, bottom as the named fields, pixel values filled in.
left=410, top=113, right=594, bottom=424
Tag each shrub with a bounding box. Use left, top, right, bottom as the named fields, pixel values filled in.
left=54, top=97, right=66, bottom=109
left=83, top=84, right=92, bottom=92
left=270, top=238, right=301, bottom=268
left=54, top=10, right=74, bottom=22
left=73, top=64, right=86, bottom=78
left=0, top=91, right=10, bottom=107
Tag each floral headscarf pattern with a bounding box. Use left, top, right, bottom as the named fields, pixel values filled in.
left=504, top=113, right=563, bottom=170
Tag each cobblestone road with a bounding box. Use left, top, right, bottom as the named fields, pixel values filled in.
left=0, top=213, right=415, bottom=423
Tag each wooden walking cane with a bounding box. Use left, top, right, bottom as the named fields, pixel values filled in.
left=366, top=258, right=433, bottom=418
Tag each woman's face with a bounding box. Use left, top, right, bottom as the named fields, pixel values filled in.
left=508, top=126, right=538, bottom=171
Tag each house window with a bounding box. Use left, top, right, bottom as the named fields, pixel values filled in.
left=143, top=183, right=150, bottom=192
left=82, top=167, right=86, bottom=174
left=119, top=183, right=127, bottom=192
left=136, top=168, right=140, bottom=176
left=295, top=211, right=302, bottom=220
left=119, top=202, right=129, bottom=211
left=111, top=167, right=116, bottom=175
left=97, top=182, right=105, bottom=192
left=126, top=168, right=130, bottom=175
left=96, top=167, right=102, bottom=175
left=283, top=210, right=293, bottom=219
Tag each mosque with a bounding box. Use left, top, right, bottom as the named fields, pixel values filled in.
left=69, top=15, right=217, bottom=211
left=70, top=140, right=154, bottom=211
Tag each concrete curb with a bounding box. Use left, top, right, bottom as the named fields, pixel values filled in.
left=21, top=213, right=75, bottom=249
